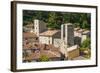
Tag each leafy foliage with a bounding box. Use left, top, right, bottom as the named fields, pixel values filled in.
left=81, top=37, right=90, bottom=49
left=23, top=10, right=91, bottom=29
left=80, top=38, right=91, bottom=59
left=39, top=55, right=49, bottom=62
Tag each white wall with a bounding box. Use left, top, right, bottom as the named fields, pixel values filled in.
left=34, top=19, right=40, bottom=36
left=39, top=36, right=53, bottom=44
left=54, top=38, right=61, bottom=47
left=0, top=0, right=100, bottom=73
left=39, top=36, right=50, bottom=44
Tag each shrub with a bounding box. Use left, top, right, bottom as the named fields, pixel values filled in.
left=39, top=55, right=49, bottom=62
left=81, top=37, right=90, bottom=49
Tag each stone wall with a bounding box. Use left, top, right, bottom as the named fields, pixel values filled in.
left=34, top=19, right=47, bottom=36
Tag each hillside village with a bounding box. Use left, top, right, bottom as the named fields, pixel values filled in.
left=23, top=19, right=90, bottom=62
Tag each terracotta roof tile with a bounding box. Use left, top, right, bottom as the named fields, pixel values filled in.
left=23, top=32, right=37, bottom=38
left=39, top=30, right=60, bottom=36
left=23, top=44, right=61, bottom=61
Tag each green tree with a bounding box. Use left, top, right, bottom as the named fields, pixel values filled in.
left=81, top=37, right=91, bottom=49
left=80, top=38, right=91, bottom=59
left=82, top=20, right=87, bottom=29
left=62, top=13, right=71, bottom=23
left=47, top=12, right=58, bottom=29
left=23, top=10, right=91, bottom=29
left=39, top=55, right=49, bottom=62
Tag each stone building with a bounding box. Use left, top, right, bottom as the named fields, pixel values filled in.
left=23, top=32, right=38, bottom=45
left=34, top=19, right=47, bottom=36
left=23, top=23, right=34, bottom=32
left=23, top=43, right=61, bottom=62
left=74, top=28, right=90, bottom=45
left=23, top=20, right=84, bottom=62
left=39, top=30, right=61, bottom=47
left=60, top=23, right=79, bottom=59
left=67, top=45, right=79, bottom=60
left=61, top=23, right=74, bottom=47
left=81, top=30, right=90, bottom=42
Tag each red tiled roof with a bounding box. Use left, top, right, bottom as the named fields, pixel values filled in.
left=23, top=44, right=61, bottom=61
left=23, top=32, right=37, bottom=38
left=39, top=30, right=60, bottom=36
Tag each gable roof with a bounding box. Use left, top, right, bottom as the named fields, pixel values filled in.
left=23, top=44, right=61, bottom=61
left=39, top=30, right=60, bottom=37
left=23, top=32, right=37, bottom=38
